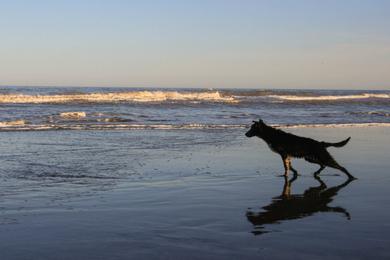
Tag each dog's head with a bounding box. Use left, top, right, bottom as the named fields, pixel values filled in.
left=245, top=119, right=266, bottom=138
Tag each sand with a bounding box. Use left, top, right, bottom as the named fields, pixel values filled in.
left=0, top=127, right=389, bottom=259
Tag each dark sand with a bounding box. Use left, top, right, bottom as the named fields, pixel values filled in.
left=0, top=127, right=389, bottom=259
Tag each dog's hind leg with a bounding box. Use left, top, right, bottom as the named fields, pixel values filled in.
left=304, top=156, right=324, bottom=176
left=333, top=164, right=355, bottom=179
left=326, top=158, right=356, bottom=179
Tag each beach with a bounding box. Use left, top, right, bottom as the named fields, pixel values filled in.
left=2, top=0, right=390, bottom=258
left=1, top=126, right=389, bottom=259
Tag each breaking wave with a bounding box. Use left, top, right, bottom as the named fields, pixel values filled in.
left=59, top=112, right=87, bottom=119
left=0, top=91, right=236, bottom=104
left=268, top=93, right=390, bottom=101
left=0, top=123, right=246, bottom=131
left=0, top=119, right=26, bottom=127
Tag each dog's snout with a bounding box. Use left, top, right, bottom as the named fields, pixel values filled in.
left=245, top=130, right=254, bottom=137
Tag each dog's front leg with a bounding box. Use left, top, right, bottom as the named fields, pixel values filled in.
left=281, top=155, right=289, bottom=176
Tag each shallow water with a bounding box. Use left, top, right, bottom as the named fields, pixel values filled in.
left=0, top=127, right=389, bottom=259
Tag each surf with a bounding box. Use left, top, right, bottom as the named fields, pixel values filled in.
left=0, top=90, right=237, bottom=104
left=268, top=93, right=390, bottom=101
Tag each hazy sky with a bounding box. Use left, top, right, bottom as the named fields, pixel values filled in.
left=1, top=0, right=389, bottom=89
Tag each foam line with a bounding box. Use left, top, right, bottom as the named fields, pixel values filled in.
left=268, top=93, right=390, bottom=101
left=0, top=91, right=236, bottom=104
left=1, top=122, right=390, bottom=131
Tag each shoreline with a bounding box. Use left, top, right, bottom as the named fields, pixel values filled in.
left=1, top=122, right=390, bottom=132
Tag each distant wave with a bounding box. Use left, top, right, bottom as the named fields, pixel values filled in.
left=0, top=123, right=246, bottom=131
left=2, top=90, right=389, bottom=104
left=0, top=91, right=236, bottom=104
left=1, top=122, right=390, bottom=132
left=0, top=119, right=26, bottom=127
left=268, top=93, right=390, bottom=101
left=59, top=112, right=87, bottom=119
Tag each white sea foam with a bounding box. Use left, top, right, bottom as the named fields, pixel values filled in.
left=0, top=91, right=236, bottom=104
left=0, top=123, right=246, bottom=131
left=268, top=93, right=390, bottom=101
left=0, top=119, right=26, bottom=127
left=1, top=122, right=390, bottom=131
left=59, top=112, right=87, bottom=119
left=278, top=123, right=390, bottom=128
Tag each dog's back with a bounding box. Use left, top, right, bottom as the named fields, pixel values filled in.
left=260, top=126, right=321, bottom=158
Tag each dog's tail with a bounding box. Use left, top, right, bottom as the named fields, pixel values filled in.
left=322, top=137, right=351, bottom=148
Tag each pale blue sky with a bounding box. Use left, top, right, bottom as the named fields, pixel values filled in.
left=1, top=0, right=389, bottom=89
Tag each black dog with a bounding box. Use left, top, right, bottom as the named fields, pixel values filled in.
left=245, top=120, right=355, bottom=179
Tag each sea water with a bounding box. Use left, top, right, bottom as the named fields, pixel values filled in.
left=0, top=87, right=389, bottom=131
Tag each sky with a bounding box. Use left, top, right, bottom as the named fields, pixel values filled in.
left=0, top=0, right=389, bottom=89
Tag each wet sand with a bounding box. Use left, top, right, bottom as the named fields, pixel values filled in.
left=0, top=127, right=389, bottom=259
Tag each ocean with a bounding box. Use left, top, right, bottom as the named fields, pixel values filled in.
left=1, top=87, right=389, bottom=131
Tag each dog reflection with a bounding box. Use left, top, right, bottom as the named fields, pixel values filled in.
left=246, top=175, right=353, bottom=235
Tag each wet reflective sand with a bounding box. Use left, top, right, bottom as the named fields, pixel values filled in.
left=0, top=127, right=389, bottom=259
